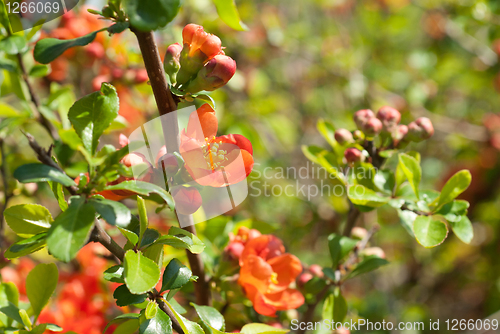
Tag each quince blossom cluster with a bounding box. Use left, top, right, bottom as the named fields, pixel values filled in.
left=164, top=24, right=237, bottom=93
left=226, top=227, right=305, bottom=317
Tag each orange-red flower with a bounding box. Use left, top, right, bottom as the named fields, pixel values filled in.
left=237, top=234, right=304, bottom=317
left=179, top=104, right=254, bottom=187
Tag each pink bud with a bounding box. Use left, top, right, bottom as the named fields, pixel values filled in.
left=172, top=187, right=203, bottom=215
left=344, top=148, right=363, bottom=163
left=164, top=43, right=182, bottom=82
left=309, top=264, right=324, bottom=278
left=134, top=69, right=148, bottom=84
left=157, top=153, right=179, bottom=176
left=363, top=117, right=383, bottom=137
left=407, top=117, right=434, bottom=142
left=392, top=124, right=408, bottom=145
left=353, top=109, right=375, bottom=130
left=183, top=55, right=236, bottom=93
left=225, top=242, right=245, bottom=259
left=334, top=129, right=354, bottom=145
left=376, top=106, right=401, bottom=131
left=351, top=227, right=368, bottom=240
left=297, top=273, right=314, bottom=287
left=362, top=247, right=386, bottom=259
left=86, top=42, right=105, bottom=59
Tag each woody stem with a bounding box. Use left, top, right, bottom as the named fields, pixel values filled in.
left=132, top=28, right=211, bottom=306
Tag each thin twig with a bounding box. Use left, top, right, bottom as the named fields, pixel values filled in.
left=15, top=53, right=59, bottom=140
left=132, top=28, right=211, bottom=306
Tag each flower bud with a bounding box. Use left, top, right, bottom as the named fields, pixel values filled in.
left=134, top=69, right=148, bottom=84
left=353, top=130, right=364, bottom=142
left=157, top=152, right=179, bottom=176
left=351, top=227, right=368, bottom=240
left=177, top=24, right=223, bottom=85
left=376, top=106, right=401, bottom=132
left=334, top=129, right=354, bottom=145
left=308, top=264, right=324, bottom=278
left=362, top=247, right=386, bottom=259
left=86, top=42, right=105, bottom=59
left=392, top=124, right=408, bottom=145
left=172, top=186, right=203, bottom=215
left=225, top=242, right=245, bottom=259
left=363, top=117, right=383, bottom=137
left=406, top=117, right=434, bottom=142
left=183, top=55, right=236, bottom=93
left=353, top=109, right=375, bottom=130
left=344, top=148, right=363, bottom=163
left=297, top=273, right=314, bottom=287
left=164, top=43, right=182, bottom=83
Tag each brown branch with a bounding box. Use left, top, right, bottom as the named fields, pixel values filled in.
left=16, top=54, right=59, bottom=140
left=0, top=138, right=13, bottom=251
left=23, top=132, right=78, bottom=195
left=132, top=29, right=211, bottom=306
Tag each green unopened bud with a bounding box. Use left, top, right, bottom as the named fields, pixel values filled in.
left=164, top=43, right=182, bottom=84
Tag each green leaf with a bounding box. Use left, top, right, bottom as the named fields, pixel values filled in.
left=449, top=215, right=473, bottom=244
left=213, top=0, right=248, bottom=31
left=119, top=227, right=139, bottom=246
left=0, top=302, right=23, bottom=324
left=140, top=308, right=172, bottom=334
left=4, top=204, right=52, bottom=237
left=124, top=250, right=161, bottom=294
left=45, top=324, right=63, bottom=332
left=0, top=0, right=11, bottom=33
left=435, top=200, right=469, bottom=223
left=164, top=300, right=205, bottom=334
left=317, top=119, right=337, bottom=148
left=29, top=64, right=50, bottom=77
left=139, top=228, right=160, bottom=248
left=346, top=256, right=389, bottom=279
left=34, top=30, right=101, bottom=64
left=435, top=170, right=472, bottom=210
left=0, top=35, right=28, bottom=55
left=322, top=287, right=347, bottom=323
left=154, top=226, right=205, bottom=254
left=240, top=323, right=289, bottom=334
left=398, top=209, right=417, bottom=237
left=14, top=163, right=76, bottom=187
left=89, top=197, right=131, bottom=227
left=328, top=234, right=357, bottom=269
left=413, top=215, right=449, bottom=248
left=46, top=197, right=96, bottom=262
left=48, top=181, right=68, bottom=211
left=26, top=263, right=58, bottom=317
left=104, top=313, right=141, bottom=333
left=347, top=184, right=389, bottom=208
left=108, top=22, right=130, bottom=34
left=68, top=82, right=119, bottom=154
left=374, top=169, right=395, bottom=195
left=0, top=58, right=18, bottom=73
left=145, top=301, right=158, bottom=319
left=4, top=233, right=47, bottom=259
left=137, top=196, right=148, bottom=242
left=160, top=259, right=192, bottom=292
left=191, top=303, right=225, bottom=332
left=113, top=284, right=147, bottom=307
left=19, top=309, right=32, bottom=330
left=104, top=265, right=125, bottom=283
left=104, top=181, right=174, bottom=208
left=143, top=243, right=164, bottom=267
left=0, top=282, right=19, bottom=307
left=123, top=0, right=181, bottom=31
left=398, top=153, right=421, bottom=199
